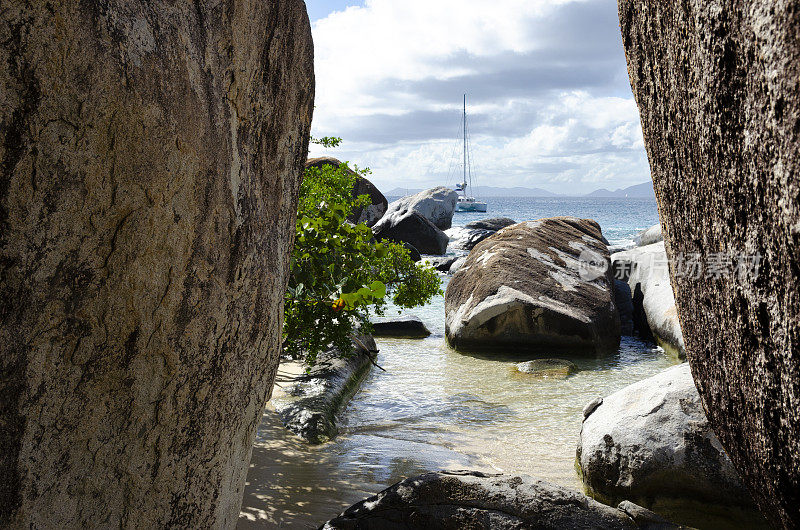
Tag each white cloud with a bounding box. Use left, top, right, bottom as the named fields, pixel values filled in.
left=309, top=0, right=650, bottom=194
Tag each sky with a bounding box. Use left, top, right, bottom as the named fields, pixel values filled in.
left=305, top=0, right=651, bottom=195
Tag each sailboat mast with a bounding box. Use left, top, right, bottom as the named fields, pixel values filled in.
left=463, top=94, right=467, bottom=196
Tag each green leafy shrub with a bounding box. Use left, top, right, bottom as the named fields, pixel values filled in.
left=283, top=144, right=441, bottom=366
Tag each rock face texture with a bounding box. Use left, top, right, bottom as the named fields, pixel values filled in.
left=305, top=157, right=387, bottom=226
left=445, top=218, right=620, bottom=354
left=381, top=186, right=458, bottom=230
left=612, top=243, right=685, bottom=357
left=577, top=364, right=764, bottom=529
left=0, top=2, right=313, bottom=528
left=321, top=471, right=643, bottom=529
left=372, top=210, right=449, bottom=255
left=272, top=337, right=376, bottom=445
left=619, top=2, right=800, bottom=525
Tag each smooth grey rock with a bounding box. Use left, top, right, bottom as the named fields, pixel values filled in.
left=445, top=226, right=495, bottom=251
left=427, top=255, right=459, bottom=273
left=583, top=397, right=603, bottom=419
left=445, top=217, right=620, bottom=355
left=612, top=243, right=684, bottom=358
left=465, top=217, right=517, bottom=231
left=306, top=157, right=387, bottom=226
left=321, top=470, right=639, bottom=529
left=448, top=256, right=467, bottom=275
left=515, top=359, right=578, bottom=379
left=371, top=315, right=431, bottom=339
left=382, top=186, right=458, bottom=230
left=634, top=224, right=663, bottom=246
left=577, top=364, right=765, bottom=529
left=273, top=336, right=376, bottom=444
left=373, top=210, right=449, bottom=255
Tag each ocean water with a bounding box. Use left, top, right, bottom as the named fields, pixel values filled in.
left=239, top=196, right=673, bottom=528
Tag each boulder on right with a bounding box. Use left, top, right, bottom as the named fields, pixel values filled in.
left=445, top=217, right=620, bottom=355
left=577, top=363, right=766, bottom=529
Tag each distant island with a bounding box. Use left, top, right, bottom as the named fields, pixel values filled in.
left=384, top=181, right=655, bottom=198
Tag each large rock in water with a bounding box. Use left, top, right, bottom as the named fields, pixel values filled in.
left=305, top=157, right=388, bottom=226
left=445, top=218, right=620, bottom=354
left=321, top=471, right=659, bottom=529
left=372, top=210, right=449, bottom=255
left=612, top=242, right=685, bottom=357
left=382, top=186, right=458, bottom=230
left=578, top=364, right=765, bottom=529
left=0, top=3, right=313, bottom=528
left=619, top=2, right=800, bottom=525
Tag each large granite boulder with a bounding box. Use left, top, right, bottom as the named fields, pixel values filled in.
left=382, top=186, right=458, bottom=230
left=612, top=243, right=685, bottom=358
left=321, top=470, right=666, bottom=529
left=578, top=364, right=765, bottom=529
left=0, top=2, right=313, bottom=527
left=445, top=217, right=621, bottom=355
left=305, top=157, right=387, bottom=226
left=272, top=336, right=376, bottom=444
left=619, top=2, right=800, bottom=525
left=372, top=210, right=449, bottom=255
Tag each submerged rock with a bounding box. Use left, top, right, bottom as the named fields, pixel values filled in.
left=272, top=336, right=377, bottom=444
left=381, top=186, right=458, bottom=230
left=306, top=157, right=388, bottom=226
left=373, top=210, right=449, bottom=255
left=612, top=243, right=684, bottom=358
left=321, top=470, right=657, bottom=529
left=371, top=315, right=431, bottom=339
left=445, top=217, right=620, bottom=355
left=577, top=364, right=765, bottom=529
left=515, top=359, right=578, bottom=379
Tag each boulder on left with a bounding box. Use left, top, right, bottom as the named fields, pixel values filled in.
left=0, top=2, right=314, bottom=528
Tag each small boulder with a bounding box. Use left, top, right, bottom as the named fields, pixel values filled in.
left=465, top=217, right=517, bottom=231
left=427, top=255, right=459, bottom=273
left=515, top=359, right=578, bottom=379
left=305, top=157, right=388, bottom=227
left=634, top=224, right=663, bottom=246
left=577, top=363, right=766, bottom=529
left=381, top=186, right=458, bottom=230
left=445, top=217, right=620, bottom=355
left=373, top=210, right=449, bottom=255
left=321, top=471, right=644, bottom=529
left=445, top=226, right=495, bottom=251
left=371, top=315, right=431, bottom=339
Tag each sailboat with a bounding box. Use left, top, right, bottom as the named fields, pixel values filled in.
left=455, top=94, right=487, bottom=213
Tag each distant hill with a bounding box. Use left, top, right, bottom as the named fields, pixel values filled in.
left=383, top=181, right=655, bottom=198
left=584, top=182, right=655, bottom=198
left=383, top=185, right=561, bottom=198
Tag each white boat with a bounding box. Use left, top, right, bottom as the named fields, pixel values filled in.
left=454, top=94, right=487, bottom=213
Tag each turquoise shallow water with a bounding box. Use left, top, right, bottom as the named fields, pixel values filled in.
left=239, top=196, right=675, bottom=528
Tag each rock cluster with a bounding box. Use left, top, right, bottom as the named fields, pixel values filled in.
left=445, top=217, right=620, bottom=355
